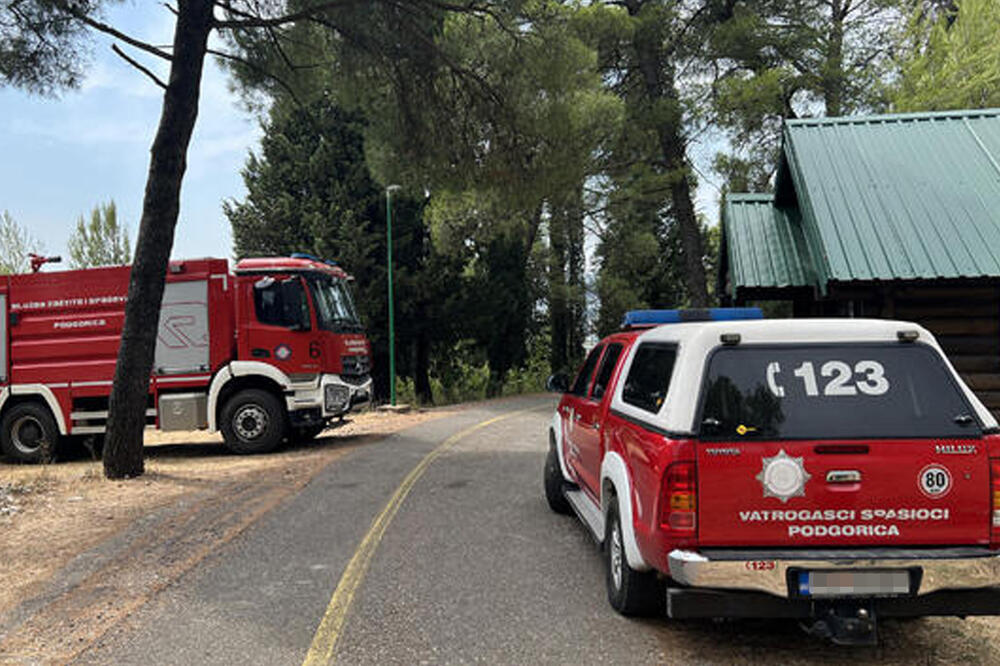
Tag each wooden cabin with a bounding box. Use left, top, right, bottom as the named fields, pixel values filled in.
left=720, top=109, right=1000, bottom=416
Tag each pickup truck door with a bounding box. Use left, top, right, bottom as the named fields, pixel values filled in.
left=562, top=344, right=604, bottom=495
left=575, top=343, right=625, bottom=497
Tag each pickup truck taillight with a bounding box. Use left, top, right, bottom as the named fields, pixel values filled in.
left=991, top=459, right=1000, bottom=545
left=660, top=462, right=697, bottom=533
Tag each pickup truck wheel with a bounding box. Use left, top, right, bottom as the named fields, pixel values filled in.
left=544, top=443, right=572, bottom=514
left=220, top=389, right=287, bottom=454
left=1, top=403, right=60, bottom=463
left=605, top=499, right=663, bottom=616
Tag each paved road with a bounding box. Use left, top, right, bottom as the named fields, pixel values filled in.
left=73, top=396, right=1000, bottom=665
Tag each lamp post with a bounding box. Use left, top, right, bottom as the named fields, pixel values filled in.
left=385, top=184, right=401, bottom=406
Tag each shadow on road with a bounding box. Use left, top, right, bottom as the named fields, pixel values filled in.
left=637, top=612, right=992, bottom=664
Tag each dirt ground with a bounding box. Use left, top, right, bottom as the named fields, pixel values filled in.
left=0, top=407, right=451, bottom=663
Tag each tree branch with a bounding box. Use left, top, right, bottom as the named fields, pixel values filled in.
left=213, top=0, right=366, bottom=29
left=59, top=4, right=173, bottom=61
left=206, top=48, right=304, bottom=107
left=111, top=44, right=167, bottom=89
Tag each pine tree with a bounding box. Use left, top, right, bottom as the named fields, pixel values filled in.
left=68, top=201, right=132, bottom=268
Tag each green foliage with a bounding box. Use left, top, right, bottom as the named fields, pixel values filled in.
left=595, top=216, right=719, bottom=338
left=395, top=361, right=489, bottom=407
left=226, top=2, right=619, bottom=392
left=395, top=332, right=549, bottom=406
left=893, top=0, right=1000, bottom=111
left=227, top=100, right=380, bottom=261
left=578, top=0, right=725, bottom=311
left=225, top=96, right=466, bottom=403
left=67, top=201, right=131, bottom=268
left=363, top=4, right=616, bottom=390
left=0, top=1, right=97, bottom=94
left=708, top=0, right=907, bottom=190
left=0, top=210, right=41, bottom=275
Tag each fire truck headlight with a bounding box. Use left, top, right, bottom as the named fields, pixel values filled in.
left=325, top=385, right=350, bottom=414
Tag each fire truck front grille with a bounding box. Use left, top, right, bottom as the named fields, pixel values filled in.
left=340, top=373, right=370, bottom=386
left=341, top=355, right=371, bottom=380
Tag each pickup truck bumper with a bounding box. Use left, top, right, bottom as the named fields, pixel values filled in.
left=666, top=548, right=1000, bottom=621
left=668, top=547, right=1000, bottom=598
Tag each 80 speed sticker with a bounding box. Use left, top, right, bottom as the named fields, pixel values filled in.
left=918, top=464, right=952, bottom=498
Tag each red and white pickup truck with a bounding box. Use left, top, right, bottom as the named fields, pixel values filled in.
left=544, top=309, right=1000, bottom=644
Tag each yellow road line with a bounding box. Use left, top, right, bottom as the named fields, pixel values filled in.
left=302, top=406, right=542, bottom=666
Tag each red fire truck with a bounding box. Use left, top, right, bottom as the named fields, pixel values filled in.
left=0, top=255, right=372, bottom=462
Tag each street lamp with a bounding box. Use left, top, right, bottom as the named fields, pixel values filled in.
left=385, top=184, right=402, bottom=406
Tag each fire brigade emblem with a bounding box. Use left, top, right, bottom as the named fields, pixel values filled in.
left=756, top=449, right=810, bottom=503
left=274, top=344, right=292, bottom=361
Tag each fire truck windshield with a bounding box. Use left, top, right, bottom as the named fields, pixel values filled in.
left=307, top=274, right=363, bottom=332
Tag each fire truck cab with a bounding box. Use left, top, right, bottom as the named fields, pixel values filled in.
left=0, top=254, right=372, bottom=462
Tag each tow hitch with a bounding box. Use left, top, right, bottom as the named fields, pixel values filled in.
left=803, top=601, right=877, bottom=646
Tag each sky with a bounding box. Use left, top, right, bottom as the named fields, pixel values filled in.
left=0, top=5, right=261, bottom=263
left=0, top=5, right=723, bottom=267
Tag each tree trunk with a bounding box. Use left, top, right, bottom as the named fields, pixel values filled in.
left=103, top=0, right=214, bottom=479
left=483, top=210, right=538, bottom=398
left=548, top=204, right=569, bottom=374
left=660, top=119, right=710, bottom=308
left=565, top=185, right=586, bottom=363
left=414, top=330, right=433, bottom=405
left=630, top=3, right=710, bottom=308
left=824, top=0, right=846, bottom=117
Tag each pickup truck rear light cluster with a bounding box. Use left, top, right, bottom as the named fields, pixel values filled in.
left=660, top=462, right=697, bottom=533
left=991, top=459, right=1000, bottom=544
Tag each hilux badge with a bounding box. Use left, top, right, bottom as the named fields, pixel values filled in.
left=757, top=449, right=810, bottom=503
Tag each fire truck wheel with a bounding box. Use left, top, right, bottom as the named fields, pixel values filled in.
left=605, top=498, right=664, bottom=616
left=220, top=389, right=288, bottom=454
left=1, top=402, right=60, bottom=463
left=544, top=442, right=572, bottom=514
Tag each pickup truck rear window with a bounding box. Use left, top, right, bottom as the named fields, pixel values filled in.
left=699, top=344, right=981, bottom=440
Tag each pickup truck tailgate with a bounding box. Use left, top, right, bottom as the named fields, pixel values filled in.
left=697, top=440, right=990, bottom=547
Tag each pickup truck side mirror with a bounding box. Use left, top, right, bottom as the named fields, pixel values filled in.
left=546, top=373, right=570, bottom=393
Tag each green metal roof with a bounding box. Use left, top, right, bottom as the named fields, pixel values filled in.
left=778, top=107, right=1000, bottom=283
left=723, top=194, right=816, bottom=296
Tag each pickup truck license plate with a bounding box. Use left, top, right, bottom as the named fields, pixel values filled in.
left=798, top=570, right=911, bottom=597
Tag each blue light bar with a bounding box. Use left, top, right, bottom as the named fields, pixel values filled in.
left=622, top=308, right=763, bottom=328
